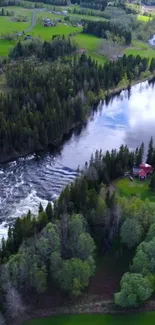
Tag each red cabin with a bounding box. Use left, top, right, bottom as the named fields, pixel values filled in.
left=139, top=163, right=153, bottom=175
left=139, top=169, right=147, bottom=180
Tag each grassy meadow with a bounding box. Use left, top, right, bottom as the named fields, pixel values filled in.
left=124, top=39, right=155, bottom=59
left=0, top=16, right=30, bottom=36
left=23, top=312, right=155, bottom=325
left=30, top=24, right=82, bottom=40
left=68, top=12, right=107, bottom=21
left=0, top=39, right=15, bottom=56
left=115, top=177, right=155, bottom=201
left=137, top=14, right=152, bottom=22
left=72, top=33, right=107, bottom=64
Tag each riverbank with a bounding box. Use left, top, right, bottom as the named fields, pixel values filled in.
left=0, top=74, right=154, bottom=165
left=12, top=295, right=155, bottom=325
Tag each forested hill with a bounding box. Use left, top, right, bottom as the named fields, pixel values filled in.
left=0, top=46, right=154, bottom=163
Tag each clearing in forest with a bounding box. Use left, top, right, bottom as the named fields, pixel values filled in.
left=115, top=177, right=155, bottom=201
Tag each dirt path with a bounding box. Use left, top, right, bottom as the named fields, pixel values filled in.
left=24, top=9, right=37, bottom=33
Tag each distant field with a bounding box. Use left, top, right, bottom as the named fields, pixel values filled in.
left=0, top=15, right=31, bottom=36
left=124, top=40, right=155, bottom=59
left=115, top=177, right=155, bottom=201
left=5, top=6, right=32, bottom=16
left=137, top=14, right=152, bottom=22
left=23, top=312, right=155, bottom=325
left=30, top=24, right=82, bottom=40
left=124, top=47, right=155, bottom=58
left=68, top=13, right=107, bottom=21
left=36, top=11, right=64, bottom=20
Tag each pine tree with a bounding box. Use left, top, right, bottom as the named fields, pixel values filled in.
left=39, top=202, right=44, bottom=214
left=147, top=137, right=153, bottom=165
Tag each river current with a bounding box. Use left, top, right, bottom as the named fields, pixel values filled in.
left=0, top=80, right=155, bottom=239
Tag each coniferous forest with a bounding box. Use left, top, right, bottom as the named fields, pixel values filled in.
left=0, top=37, right=153, bottom=163
left=0, top=21, right=155, bottom=323
left=1, top=141, right=155, bottom=319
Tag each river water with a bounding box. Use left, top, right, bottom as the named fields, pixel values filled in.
left=0, top=80, right=155, bottom=239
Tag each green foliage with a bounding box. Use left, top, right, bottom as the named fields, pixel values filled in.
left=120, top=218, right=143, bottom=249
left=131, top=238, right=155, bottom=275
left=114, top=272, right=153, bottom=307
left=83, top=20, right=132, bottom=45
left=10, top=37, right=76, bottom=60
left=5, top=212, right=95, bottom=296
left=146, top=223, right=155, bottom=242
left=150, top=173, right=155, bottom=192
left=57, top=257, right=95, bottom=296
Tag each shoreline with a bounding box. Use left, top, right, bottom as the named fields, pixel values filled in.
left=0, top=74, right=154, bottom=165
left=12, top=296, right=155, bottom=325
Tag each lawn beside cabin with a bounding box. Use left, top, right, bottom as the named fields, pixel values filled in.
left=115, top=177, right=155, bottom=201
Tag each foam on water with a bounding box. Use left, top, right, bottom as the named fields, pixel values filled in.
left=9, top=190, right=49, bottom=220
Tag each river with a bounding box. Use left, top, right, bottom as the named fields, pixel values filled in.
left=0, top=80, right=155, bottom=239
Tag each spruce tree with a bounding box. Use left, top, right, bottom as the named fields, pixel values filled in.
left=147, top=137, right=153, bottom=165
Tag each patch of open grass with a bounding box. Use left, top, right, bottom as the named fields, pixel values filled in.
left=30, top=24, right=82, bottom=40
left=115, top=177, right=155, bottom=201
left=23, top=312, right=155, bottom=325
left=137, top=14, right=152, bottom=22
left=36, top=11, right=65, bottom=20
left=68, top=12, right=107, bottom=21
left=5, top=6, right=33, bottom=17
left=0, top=39, right=15, bottom=56
left=72, top=33, right=101, bottom=51
left=72, top=33, right=107, bottom=65
left=0, top=16, right=30, bottom=36
left=124, top=40, right=155, bottom=59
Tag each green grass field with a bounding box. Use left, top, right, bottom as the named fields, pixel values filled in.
left=137, top=14, right=152, bottom=22
left=36, top=11, right=65, bottom=20
left=115, top=177, right=155, bottom=201
left=68, top=13, right=107, bottom=21
left=5, top=6, right=33, bottom=16
left=124, top=40, right=155, bottom=59
left=0, top=39, right=15, bottom=56
left=0, top=15, right=31, bottom=36
left=23, top=312, right=155, bottom=325
left=30, top=24, right=82, bottom=40
left=72, top=33, right=107, bottom=64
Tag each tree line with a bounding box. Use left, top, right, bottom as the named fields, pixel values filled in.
left=83, top=20, right=132, bottom=45
left=10, top=37, right=77, bottom=60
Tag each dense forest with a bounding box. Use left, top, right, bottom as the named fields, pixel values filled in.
left=0, top=38, right=153, bottom=163
left=1, top=140, right=155, bottom=323
left=10, top=37, right=77, bottom=60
